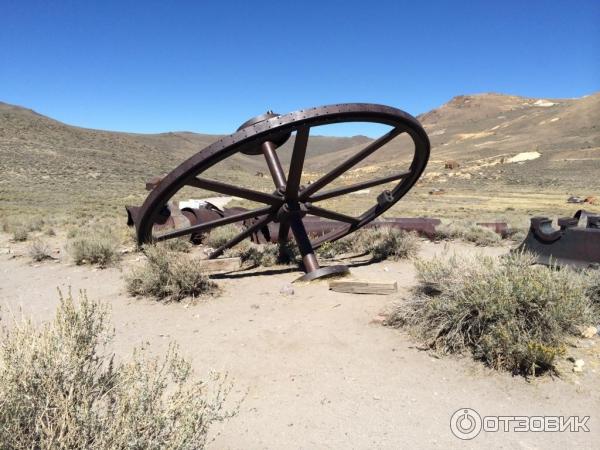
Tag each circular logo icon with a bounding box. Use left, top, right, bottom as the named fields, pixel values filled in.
left=450, top=408, right=482, bottom=440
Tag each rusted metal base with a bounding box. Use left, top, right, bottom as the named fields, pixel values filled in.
left=294, top=265, right=349, bottom=283
left=516, top=210, right=600, bottom=268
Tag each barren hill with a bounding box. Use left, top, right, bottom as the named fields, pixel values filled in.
left=307, top=93, right=600, bottom=187
left=1, top=93, right=598, bottom=219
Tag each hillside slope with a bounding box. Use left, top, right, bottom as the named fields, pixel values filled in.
left=1, top=93, right=598, bottom=219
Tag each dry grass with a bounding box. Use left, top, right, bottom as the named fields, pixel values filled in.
left=226, top=240, right=299, bottom=267
left=159, top=237, right=193, bottom=253
left=435, top=221, right=502, bottom=246
left=317, top=239, right=354, bottom=259
left=28, top=238, right=53, bottom=262
left=67, top=230, right=120, bottom=268
left=360, top=228, right=421, bottom=261
left=126, top=245, right=219, bottom=301
left=388, top=252, right=598, bottom=376
left=318, top=227, right=420, bottom=261
left=204, top=224, right=244, bottom=249
left=0, top=290, right=235, bottom=448
left=11, top=227, right=29, bottom=242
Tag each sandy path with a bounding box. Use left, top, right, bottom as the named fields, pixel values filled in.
left=0, top=238, right=598, bottom=449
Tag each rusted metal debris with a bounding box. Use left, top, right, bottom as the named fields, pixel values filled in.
left=247, top=216, right=442, bottom=244
left=126, top=103, right=431, bottom=281
left=127, top=199, right=510, bottom=246
left=516, top=209, right=600, bottom=268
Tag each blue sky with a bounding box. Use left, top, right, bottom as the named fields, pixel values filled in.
left=1, top=0, right=598, bottom=136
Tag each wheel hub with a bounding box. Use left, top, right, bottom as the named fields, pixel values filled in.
left=129, top=103, right=431, bottom=282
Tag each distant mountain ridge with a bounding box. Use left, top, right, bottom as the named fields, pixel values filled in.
left=1, top=92, right=598, bottom=216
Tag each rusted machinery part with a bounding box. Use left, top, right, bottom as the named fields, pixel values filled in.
left=129, top=103, right=430, bottom=280
left=516, top=211, right=600, bottom=268
left=249, top=217, right=443, bottom=244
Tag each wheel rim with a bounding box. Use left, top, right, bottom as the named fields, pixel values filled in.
left=133, top=103, right=430, bottom=275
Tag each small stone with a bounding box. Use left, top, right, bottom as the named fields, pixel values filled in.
left=580, top=326, right=598, bottom=339
left=280, top=284, right=294, bottom=296
left=573, top=366, right=583, bottom=373
left=370, top=314, right=387, bottom=325
left=574, top=359, right=585, bottom=367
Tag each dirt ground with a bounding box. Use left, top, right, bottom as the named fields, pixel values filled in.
left=0, top=235, right=598, bottom=449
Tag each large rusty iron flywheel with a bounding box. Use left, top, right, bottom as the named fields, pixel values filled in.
left=128, top=103, right=430, bottom=281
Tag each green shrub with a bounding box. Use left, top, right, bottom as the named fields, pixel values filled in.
left=28, top=238, right=52, bottom=262
left=67, top=233, right=120, bottom=268
left=126, top=245, right=219, bottom=301
left=0, top=291, right=233, bottom=448
left=435, top=222, right=502, bottom=246
left=388, top=252, right=596, bottom=376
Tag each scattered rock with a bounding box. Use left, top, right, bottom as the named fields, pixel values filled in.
left=572, top=359, right=585, bottom=372
left=533, top=99, right=556, bottom=107
left=429, top=188, right=446, bottom=195
left=370, top=314, right=388, bottom=325
left=579, top=326, right=598, bottom=338
left=567, top=196, right=584, bottom=204
left=280, top=284, right=294, bottom=296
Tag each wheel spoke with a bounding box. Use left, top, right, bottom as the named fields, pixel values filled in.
left=308, top=170, right=411, bottom=202
left=298, top=127, right=404, bottom=201
left=186, top=177, right=282, bottom=205
left=209, top=214, right=274, bottom=259
left=286, top=126, right=310, bottom=200
left=277, top=220, right=291, bottom=243
left=154, top=206, right=273, bottom=241
left=305, top=204, right=359, bottom=224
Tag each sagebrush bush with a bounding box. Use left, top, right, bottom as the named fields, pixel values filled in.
left=317, top=239, right=354, bottom=259
left=435, top=222, right=502, bottom=246
left=585, top=269, right=600, bottom=307
left=226, top=240, right=299, bottom=267
left=126, top=245, right=219, bottom=301
left=388, top=252, right=597, bottom=376
left=159, top=237, right=192, bottom=253
left=0, top=291, right=234, bottom=449
left=361, top=228, right=421, bottom=261
left=318, top=228, right=420, bottom=261
left=28, top=238, right=52, bottom=262
left=204, top=224, right=244, bottom=249
left=67, top=232, right=120, bottom=268
left=11, top=227, right=28, bottom=242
